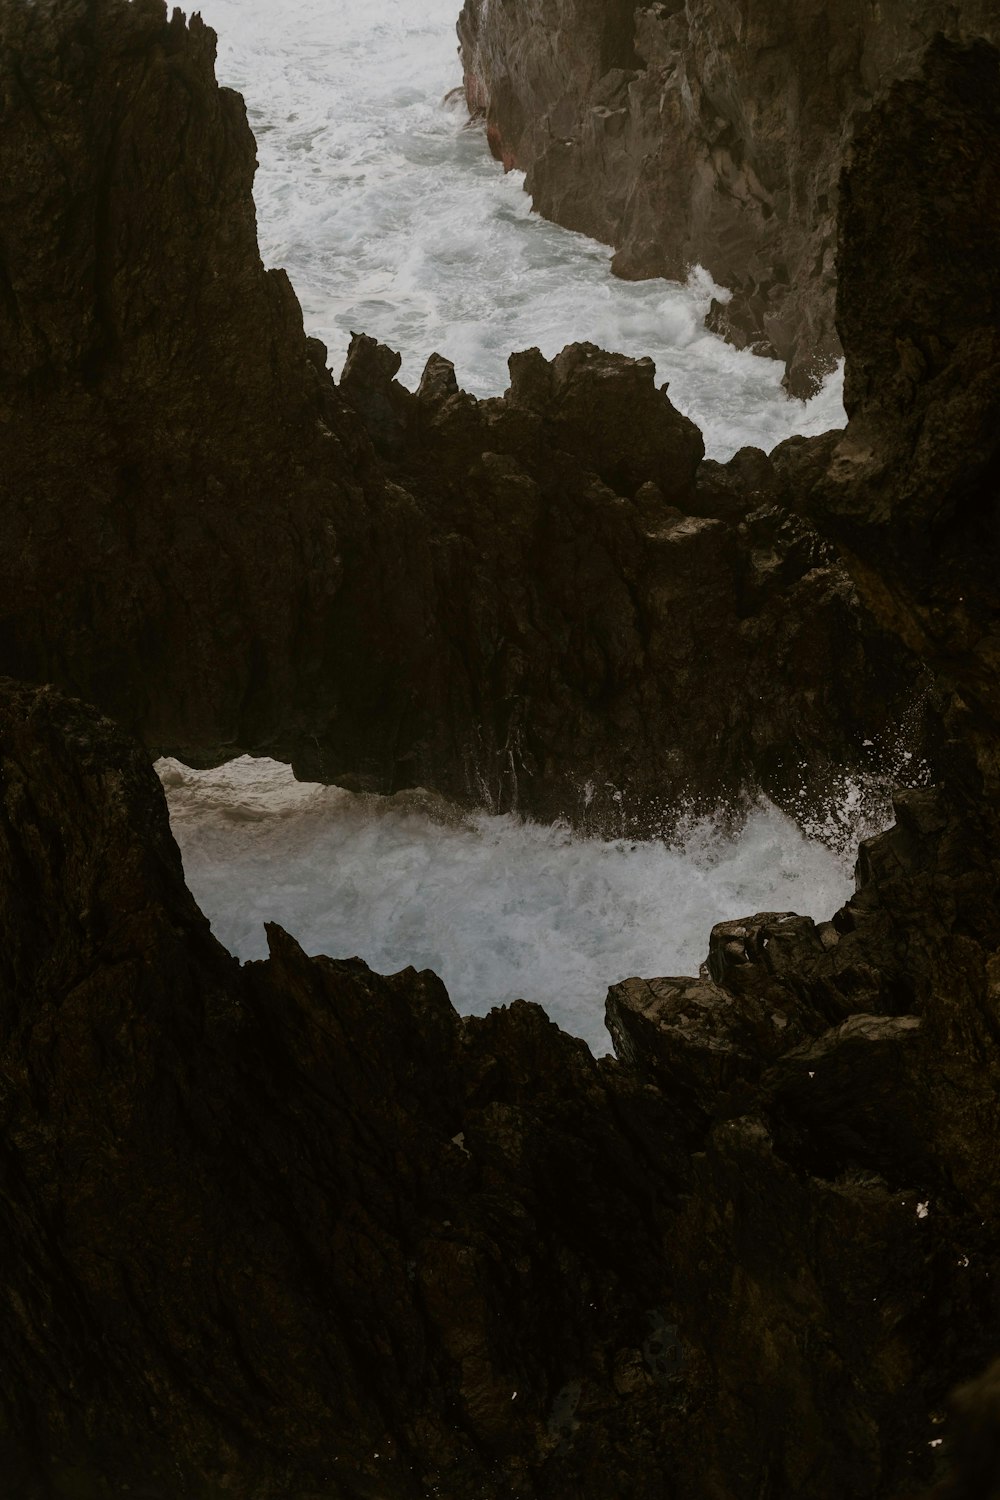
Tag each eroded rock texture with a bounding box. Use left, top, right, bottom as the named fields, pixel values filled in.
left=458, top=0, right=1000, bottom=393
left=0, top=0, right=920, bottom=831
left=334, top=332, right=924, bottom=828
left=0, top=678, right=683, bottom=1497
left=2, top=677, right=955, bottom=1499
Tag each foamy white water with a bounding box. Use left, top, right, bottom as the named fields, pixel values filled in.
left=192, top=0, right=845, bottom=459
left=159, top=758, right=862, bottom=1055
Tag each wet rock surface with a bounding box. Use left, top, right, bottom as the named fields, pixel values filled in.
left=1, top=4, right=999, bottom=1498
left=458, top=0, right=1000, bottom=394
left=0, top=0, right=920, bottom=832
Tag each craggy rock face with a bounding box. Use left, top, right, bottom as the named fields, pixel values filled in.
left=0, top=678, right=688, bottom=1497
left=778, top=37, right=1000, bottom=801
left=16, top=675, right=961, bottom=1500
left=0, top=0, right=923, bottom=832
left=457, top=0, right=1000, bottom=394
left=334, top=331, right=927, bottom=829
left=0, top=686, right=995, bottom=1493
left=0, top=0, right=376, bottom=762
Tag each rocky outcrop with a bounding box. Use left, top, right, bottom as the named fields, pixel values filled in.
left=776, top=35, right=1000, bottom=800
left=0, top=0, right=923, bottom=832
left=762, top=36, right=1000, bottom=1491
left=458, top=0, right=1000, bottom=394
left=332, top=333, right=927, bottom=829
left=0, top=676, right=687, bottom=1497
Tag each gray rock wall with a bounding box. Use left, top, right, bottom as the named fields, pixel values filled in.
left=458, top=0, right=1000, bottom=393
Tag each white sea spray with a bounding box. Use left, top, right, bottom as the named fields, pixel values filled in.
left=159, top=757, right=869, bottom=1055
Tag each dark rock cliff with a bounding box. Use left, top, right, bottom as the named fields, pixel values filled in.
left=1, top=6, right=1000, bottom=1499
left=0, top=0, right=376, bottom=764
left=0, top=0, right=921, bottom=832
left=0, top=677, right=688, bottom=1498
left=458, top=0, right=1000, bottom=394
left=779, top=35, right=1000, bottom=803
left=0, top=652, right=995, bottom=1490
left=333, top=333, right=926, bottom=829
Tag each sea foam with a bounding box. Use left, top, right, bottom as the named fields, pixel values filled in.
left=160, top=757, right=873, bottom=1055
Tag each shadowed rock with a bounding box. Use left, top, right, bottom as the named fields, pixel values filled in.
left=777, top=36, right=1000, bottom=799
left=0, top=678, right=996, bottom=1497
left=0, top=677, right=695, bottom=1497
left=334, top=331, right=926, bottom=828
left=0, top=0, right=379, bottom=764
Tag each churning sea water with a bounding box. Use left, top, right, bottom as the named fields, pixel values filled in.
left=167, top=0, right=870, bottom=1051
left=193, top=0, right=846, bottom=460
left=160, top=758, right=873, bottom=1055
